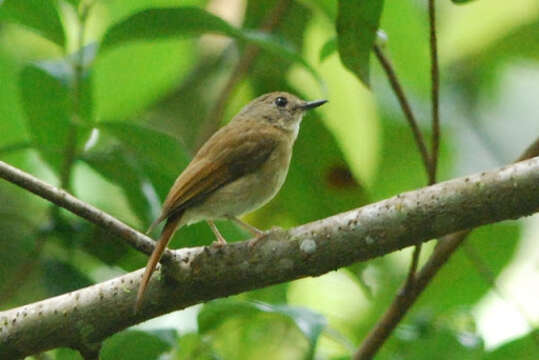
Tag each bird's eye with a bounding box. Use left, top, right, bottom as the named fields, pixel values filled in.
left=274, top=96, right=288, bottom=107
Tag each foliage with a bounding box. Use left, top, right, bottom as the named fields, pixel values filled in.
left=0, top=0, right=537, bottom=359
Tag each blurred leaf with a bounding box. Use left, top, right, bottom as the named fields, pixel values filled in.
left=320, top=36, right=337, bottom=62
left=81, top=146, right=159, bottom=225
left=100, top=7, right=321, bottom=87
left=143, top=55, right=224, bottom=152
left=64, top=0, right=81, bottom=7
left=417, top=223, right=520, bottom=312
left=79, top=224, right=134, bottom=268
left=370, top=117, right=453, bottom=201
left=55, top=347, right=84, bottom=360
left=378, top=0, right=430, bottom=95
left=452, top=0, right=478, bottom=3
left=101, top=329, right=177, bottom=360
left=452, top=19, right=539, bottom=105
left=0, top=0, right=65, bottom=47
left=246, top=0, right=312, bottom=92
left=94, top=38, right=196, bottom=121
left=482, top=330, right=538, bottom=360
left=307, top=0, right=337, bottom=20
left=380, top=316, right=484, bottom=360
left=96, top=122, right=190, bottom=200
left=101, top=7, right=242, bottom=49
left=198, top=299, right=326, bottom=357
left=19, top=60, right=93, bottom=176
left=175, top=332, right=216, bottom=360
left=336, top=0, right=384, bottom=86
left=43, top=258, right=93, bottom=296
left=19, top=64, right=72, bottom=174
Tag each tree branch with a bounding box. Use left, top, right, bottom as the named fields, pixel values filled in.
left=0, top=160, right=157, bottom=258
left=1, top=158, right=538, bottom=358
left=354, top=139, right=539, bottom=359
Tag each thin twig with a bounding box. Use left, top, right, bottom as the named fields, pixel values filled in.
left=373, top=45, right=431, bottom=174
left=404, top=0, right=441, bottom=292
left=195, top=0, right=292, bottom=148
left=354, top=230, right=469, bottom=360
left=429, top=0, right=440, bottom=180
left=353, top=139, right=539, bottom=360
left=0, top=160, right=158, bottom=257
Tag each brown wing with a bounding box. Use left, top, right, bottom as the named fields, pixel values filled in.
left=156, top=123, right=279, bottom=223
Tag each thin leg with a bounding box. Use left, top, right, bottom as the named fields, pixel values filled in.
left=207, top=220, right=227, bottom=246
left=228, top=216, right=264, bottom=237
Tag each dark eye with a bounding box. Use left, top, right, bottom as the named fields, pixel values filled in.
left=274, top=96, right=288, bottom=107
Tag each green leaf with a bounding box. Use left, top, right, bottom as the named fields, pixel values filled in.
left=336, top=0, right=384, bottom=87
left=81, top=146, right=159, bottom=225
left=198, top=299, right=326, bottom=357
left=19, top=60, right=93, bottom=176
left=55, top=347, right=84, bottom=360
left=482, top=330, right=538, bottom=360
left=96, top=122, right=191, bottom=200
left=381, top=316, right=484, bottom=360
left=43, top=259, right=93, bottom=296
left=101, top=7, right=240, bottom=49
left=175, top=333, right=216, bottom=360
left=19, top=64, right=72, bottom=175
left=245, top=0, right=314, bottom=98
left=0, top=0, right=65, bottom=47
left=416, top=223, right=520, bottom=312
left=101, top=329, right=177, bottom=360
left=64, top=0, right=81, bottom=7
left=370, top=117, right=453, bottom=201
left=320, top=36, right=337, bottom=62
left=99, top=7, right=322, bottom=87
left=452, top=0, right=478, bottom=3
left=453, top=19, right=539, bottom=104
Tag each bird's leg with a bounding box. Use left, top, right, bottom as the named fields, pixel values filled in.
left=228, top=216, right=265, bottom=238
left=207, top=220, right=227, bottom=246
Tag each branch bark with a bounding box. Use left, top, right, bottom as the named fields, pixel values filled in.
left=0, top=158, right=538, bottom=358
left=354, top=138, right=539, bottom=359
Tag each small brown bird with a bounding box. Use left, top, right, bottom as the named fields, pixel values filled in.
left=135, top=91, right=327, bottom=311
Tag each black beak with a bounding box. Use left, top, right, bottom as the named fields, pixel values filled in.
left=301, top=99, right=327, bottom=110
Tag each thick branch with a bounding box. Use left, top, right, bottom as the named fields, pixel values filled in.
left=1, top=158, right=538, bottom=358
left=354, top=138, right=539, bottom=359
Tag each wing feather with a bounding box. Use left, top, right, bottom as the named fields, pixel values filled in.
left=157, top=124, right=279, bottom=222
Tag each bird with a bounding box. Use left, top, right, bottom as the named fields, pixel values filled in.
left=134, top=91, right=327, bottom=312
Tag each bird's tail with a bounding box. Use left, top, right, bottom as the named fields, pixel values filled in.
left=135, top=216, right=180, bottom=313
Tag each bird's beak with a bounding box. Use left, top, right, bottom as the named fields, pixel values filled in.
left=301, top=99, right=328, bottom=110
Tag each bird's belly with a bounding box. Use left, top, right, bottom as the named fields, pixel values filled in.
left=183, top=145, right=291, bottom=224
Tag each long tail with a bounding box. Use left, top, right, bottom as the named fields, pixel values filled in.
left=134, top=217, right=179, bottom=313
